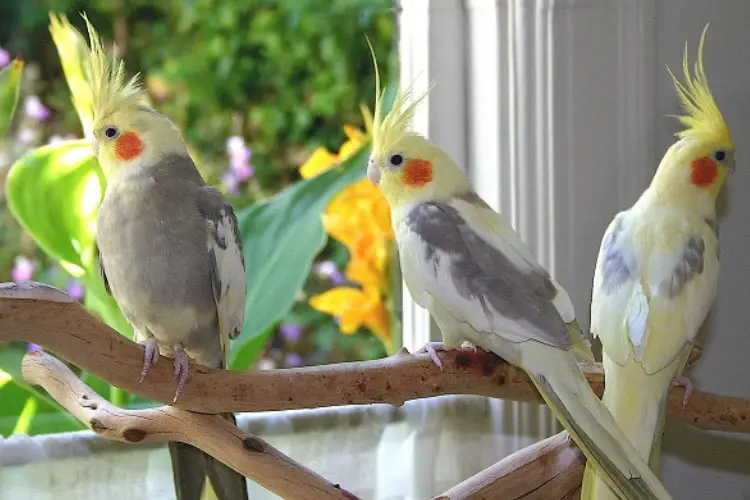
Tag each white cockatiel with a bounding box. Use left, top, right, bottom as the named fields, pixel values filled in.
left=581, top=26, right=734, bottom=500
left=80, top=16, right=248, bottom=500
left=364, top=46, right=673, bottom=500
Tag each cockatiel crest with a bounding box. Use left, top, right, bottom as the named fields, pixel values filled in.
left=366, top=42, right=471, bottom=210
left=658, top=24, right=734, bottom=199
left=82, top=15, right=184, bottom=178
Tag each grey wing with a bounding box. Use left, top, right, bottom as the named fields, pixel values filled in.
left=200, top=187, right=247, bottom=365
left=403, top=200, right=570, bottom=349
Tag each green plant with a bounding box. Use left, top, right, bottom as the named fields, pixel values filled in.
left=0, top=14, right=397, bottom=435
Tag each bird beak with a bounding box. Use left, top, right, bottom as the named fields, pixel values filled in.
left=367, top=159, right=381, bottom=186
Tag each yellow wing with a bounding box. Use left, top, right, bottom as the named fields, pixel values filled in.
left=591, top=206, right=719, bottom=374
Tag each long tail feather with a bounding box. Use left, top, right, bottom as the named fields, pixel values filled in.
left=527, top=350, right=673, bottom=500
left=168, top=412, right=248, bottom=500
left=581, top=350, right=686, bottom=500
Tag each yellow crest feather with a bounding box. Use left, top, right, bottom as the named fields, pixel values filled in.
left=366, top=37, right=432, bottom=162
left=667, top=23, right=731, bottom=146
left=82, top=13, right=147, bottom=125
left=49, top=13, right=95, bottom=138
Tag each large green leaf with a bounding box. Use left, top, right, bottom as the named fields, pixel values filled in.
left=0, top=58, right=23, bottom=138
left=231, top=144, right=369, bottom=368
left=5, top=139, right=132, bottom=337
left=6, top=140, right=101, bottom=275
left=0, top=345, right=84, bottom=436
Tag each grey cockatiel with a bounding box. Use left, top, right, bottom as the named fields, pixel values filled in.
left=82, top=17, right=248, bottom=500
left=364, top=45, right=673, bottom=500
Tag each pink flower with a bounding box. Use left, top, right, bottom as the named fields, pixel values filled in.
left=279, top=323, right=302, bottom=343
left=0, top=48, right=10, bottom=68
left=24, top=96, right=51, bottom=121
left=221, top=172, right=240, bottom=195
left=226, top=136, right=254, bottom=181
left=66, top=279, right=85, bottom=300
left=11, top=256, right=36, bottom=282
left=314, top=260, right=345, bottom=285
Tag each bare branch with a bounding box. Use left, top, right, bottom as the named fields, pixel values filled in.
left=434, top=431, right=584, bottom=500
left=1, top=282, right=747, bottom=435
left=21, top=349, right=359, bottom=500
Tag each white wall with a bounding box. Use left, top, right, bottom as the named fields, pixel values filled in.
left=401, top=0, right=750, bottom=498
left=655, top=2, right=750, bottom=499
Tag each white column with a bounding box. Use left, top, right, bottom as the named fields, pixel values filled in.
left=400, top=0, right=657, bottom=449
left=398, top=0, right=468, bottom=354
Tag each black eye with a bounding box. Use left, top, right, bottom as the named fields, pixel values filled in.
left=713, top=149, right=727, bottom=162
left=388, top=153, right=404, bottom=167
left=103, top=126, right=120, bottom=139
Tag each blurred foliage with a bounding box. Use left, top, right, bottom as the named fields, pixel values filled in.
left=0, top=0, right=398, bottom=436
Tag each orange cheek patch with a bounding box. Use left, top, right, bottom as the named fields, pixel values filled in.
left=114, top=131, right=145, bottom=161
left=402, top=159, right=433, bottom=187
left=691, top=157, right=718, bottom=187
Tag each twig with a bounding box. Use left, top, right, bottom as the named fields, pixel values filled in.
left=1, top=282, right=748, bottom=434
left=434, top=431, right=584, bottom=500
left=21, top=349, right=359, bottom=500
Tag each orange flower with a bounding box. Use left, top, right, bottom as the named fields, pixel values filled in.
left=304, top=124, right=395, bottom=351
left=309, top=285, right=392, bottom=351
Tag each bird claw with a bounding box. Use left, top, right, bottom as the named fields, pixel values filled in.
left=671, top=376, right=694, bottom=408
left=417, top=342, right=448, bottom=371
left=172, top=343, right=191, bottom=403
left=138, top=338, right=159, bottom=383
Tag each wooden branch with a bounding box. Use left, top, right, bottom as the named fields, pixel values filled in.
left=434, top=431, right=584, bottom=500
left=1, top=282, right=747, bottom=434
left=21, top=349, right=359, bottom=500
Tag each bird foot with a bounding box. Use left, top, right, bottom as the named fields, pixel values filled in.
left=138, top=338, right=159, bottom=383
left=417, top=342, right=447, bottom=371
left=671, top=376, right=694, bottom=408
left=172, top=343, right=191, bottom=403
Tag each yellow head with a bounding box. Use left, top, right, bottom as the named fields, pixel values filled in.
left=82, top=15, right=186, bottom=180
left=366, top=43, right=471, bottom=210
left=654, top=24, right=734, bottom=201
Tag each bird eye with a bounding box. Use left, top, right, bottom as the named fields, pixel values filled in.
left=712, top=149, right=728, bottom=163
left=103, top=126, right=120, bottom=140
left=388, top=153, right=405, bottom=168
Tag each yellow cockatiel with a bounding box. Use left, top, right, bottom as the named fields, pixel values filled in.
left=364, top=43, right=672, bottom=500
left=581, top=25, right=734, bottom=500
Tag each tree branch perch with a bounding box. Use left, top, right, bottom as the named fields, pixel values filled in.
left=2, top=282, right=749, bottom=435
left=434, top=431, right=584, bottom=500
left=21, top=348, right=359, bottom=500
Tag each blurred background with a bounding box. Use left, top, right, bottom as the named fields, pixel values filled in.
left=0, top=0, right=398, bottom=436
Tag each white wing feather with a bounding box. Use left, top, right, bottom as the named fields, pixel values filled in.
left=208, top=207, right=246, bottom=367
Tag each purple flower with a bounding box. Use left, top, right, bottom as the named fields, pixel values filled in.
left=17, top=127, right=37, bottom=144
left=0, top=48, right=10, bottom=68
left=24, top=96, right=51, bottom=121
left=314, top=260, right=345, bottom=285
left=11, top=256, right=35, bottom=282
left=279, top=322, right=302, bottom=343
left=226, top=136, right=254, bottom=181
left=284, top=352, right=303, bottom=367
left=221, top=172, right=240, bottom=195
left=27, top=343, right=43, bottom=353
left=232, top=162, right=255, bottom=182
left=66, top=279, right=85, bottom=300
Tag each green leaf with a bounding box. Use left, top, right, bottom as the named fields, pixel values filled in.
left=6, top=140, right=101, bottom=275
left=6, top=139, right=132, bottom=337
left=0, top=58, right=23, bottom=138
left=0, top=345, right=84, bottom=436
left=231, top=144, right=369, bottom=369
